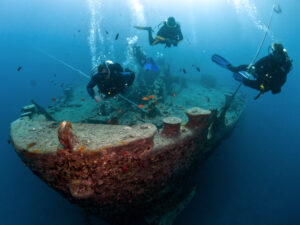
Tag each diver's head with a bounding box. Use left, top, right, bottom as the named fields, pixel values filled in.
left=167, top=17, right=176, bottom=27
left=270, top=42, right=288, bottom=63
left=98, top=60, right=113, bottom=78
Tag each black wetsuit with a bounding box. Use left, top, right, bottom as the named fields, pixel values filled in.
left=149, top=22, right=183, bottom=47
left=133, top=45, right=147, bottom=67
left=87, top=63, right=135, bottom=98
left=230, top=54, right=292, bottom=94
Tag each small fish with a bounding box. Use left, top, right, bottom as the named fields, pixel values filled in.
left=105, top=30, right=109, bottom=35
left=107, top=120, right=111, bottom=124
left=53, top=73, right=56, bottom=77
left=30, top=80, right=37, bottom=87
left=122, top=152, right=129, bottom=156
left=51, top=98, right=57, bottom=101
left=115, top=33, right=119, bottom=40
left=121, top=141, right=126, bottom=145
left=7, top=140, right=11, bottom=145
left=138, top=105, right=145, bottom=108
left=206, top=97, right=210, bottom=102
left=117, top=109, right=122, bottom=114
left=81, top=98, right=85, bottom=101
left=17, top=66, right=22, bottom=71
left=148, top=95, right=155, bottom=99
left=142, top=97, right=149, bottom=101
left=78, top=29, right=81, bottom=33
left=195, top=67, right=200, bottom=72
left=180, top=68, right=187, bottom=74
left=27, top=142, right=36, bottom=149
left=173, top=93, right=176, bottom=98
left=274, top=4, right=282, bottom=14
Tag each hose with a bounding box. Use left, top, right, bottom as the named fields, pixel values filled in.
left=249, top=0, right=280, bottom=67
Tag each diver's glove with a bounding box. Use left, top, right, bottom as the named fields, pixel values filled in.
left=165, top=38, right=177, bottom=45
left=170, top=39, right=178, bottom=45
left=165, top=38, right=172, bottom=48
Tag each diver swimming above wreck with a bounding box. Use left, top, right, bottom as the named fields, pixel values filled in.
left=135, top=16, right=183, bottom=48
left=212, top=42, right=293, bottom=99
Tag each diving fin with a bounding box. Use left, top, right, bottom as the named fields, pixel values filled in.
left=134, top=26, right=152, bottom=31
left=233, top=71, right=251, bottom=82
left=144, top=63, right=152, bottom=71
left=233, top=73, right=244, bottom=82
left=212, top=54, right=232, bottom=70
left=144, top=58, right=159, bottom=72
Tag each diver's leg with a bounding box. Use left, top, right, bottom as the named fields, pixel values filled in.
left=148, top=30, right=161, bottom=46
left=148, top=30, right=155, bottom=45
left=228, top=64, right=248, bottom=73
left=242, top=79, right=261, bottom=91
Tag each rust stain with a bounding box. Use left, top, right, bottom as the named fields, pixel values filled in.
left=78, top=145, right=86, bottom=153
left=33, top=150, right=40, bottom=154
left=57, top=149, right=63, bottom=155
left=27, top=142, right=36, bottom=149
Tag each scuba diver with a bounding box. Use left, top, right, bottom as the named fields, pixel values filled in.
left=132, top=44, right=159, bottom=72
left=212, top=43, right=293, bottom=99
left=134, top=16, right=183, bottom=48
left=87, top=60, right=135, bottom=103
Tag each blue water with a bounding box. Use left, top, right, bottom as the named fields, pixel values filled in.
left=1, top=0, right=300, bottom=224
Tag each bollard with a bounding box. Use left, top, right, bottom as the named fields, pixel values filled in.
left=162, top=117, right=182, bottom=137
left=186, top=107, right=211, bottom=129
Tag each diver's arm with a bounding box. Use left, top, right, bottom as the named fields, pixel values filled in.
left=228, top=64, right=248, bottom=73
left=177, top=27, right=183, bottom=43
left=86, top=76, right=98, bottom=98
left=270, top=72, right=287, bottom=94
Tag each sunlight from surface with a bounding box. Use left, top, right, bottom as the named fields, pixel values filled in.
left=129, top=0, right=146, bottom=25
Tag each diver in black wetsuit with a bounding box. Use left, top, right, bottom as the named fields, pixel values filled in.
left=86, top=61, right=135, bottom=103
left=132, top=44, right=147, bottom=67
left=135, top=17, right=183, bottom=48
left=132, top=44, right=159, bottom=72
left=228, top=43, right=293, bottom=95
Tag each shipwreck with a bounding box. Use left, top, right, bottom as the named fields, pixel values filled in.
left=10, top=55, right=245, bottom=224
